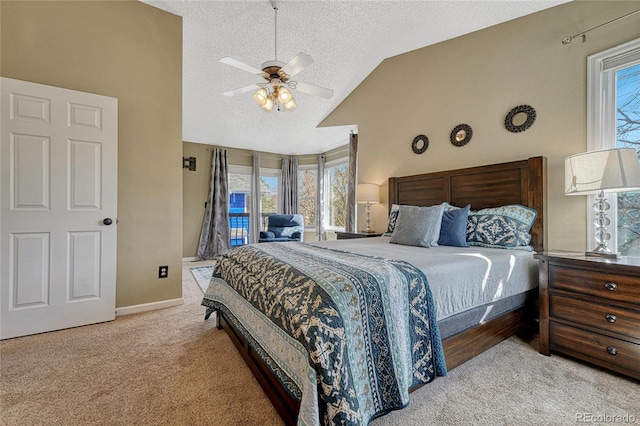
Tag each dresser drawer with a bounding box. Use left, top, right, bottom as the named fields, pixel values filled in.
left=550, top=322, right=640, bottom=379
left=550, top=294, right=640, bottom=339
left=549, top=265, right=640, bottom=302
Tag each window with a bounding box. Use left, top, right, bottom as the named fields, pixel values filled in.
left=324, top=158, right=348, bottom=230
left=227, top=166, right=281, bottom=243
left=228, top=166, right=251, bottom=246
left=260, top=168, right=280, bottom=215
left=297, top=167, right=317, bottom=227
left=259, top=168, right=280, bottom=229
left=588, top=38, right=640, bottom=255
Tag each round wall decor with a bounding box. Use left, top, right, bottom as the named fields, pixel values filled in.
left=505, top=105, right=536, bottom=133
left=450, top=124, right=472, bottom=147
left=412, top=134, right=429, bottom=154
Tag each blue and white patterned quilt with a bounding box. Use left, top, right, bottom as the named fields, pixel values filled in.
left=202, top=243, right=446, bottom=425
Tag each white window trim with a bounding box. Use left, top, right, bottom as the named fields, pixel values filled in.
left=587, top=37, right=640, bottom=251
left=323, top=157, right=348, bottom=232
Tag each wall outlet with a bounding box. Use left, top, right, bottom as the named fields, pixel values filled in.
left=158, top=265, right=168, bottom=278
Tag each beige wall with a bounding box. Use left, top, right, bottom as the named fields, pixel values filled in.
left=1, top=1, right=183, bottom=308
left=321, top=1, right=640, bottom=251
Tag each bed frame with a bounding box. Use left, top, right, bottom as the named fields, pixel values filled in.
left=214, top=156, right=547, bottom=425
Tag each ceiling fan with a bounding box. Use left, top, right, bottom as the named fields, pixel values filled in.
left=220, top=1, right=334, bottom=112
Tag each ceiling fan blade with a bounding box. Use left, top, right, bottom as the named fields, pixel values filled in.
left=280, top=53, right=314, bottom=78
left=291, top=81, right=334, bottom=99
left=220, top=57, right=267, bottom=78
left=223, top=84, right=259, bottom=97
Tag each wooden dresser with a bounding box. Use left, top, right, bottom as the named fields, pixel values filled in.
left=535, top=252, right=640, bottom=380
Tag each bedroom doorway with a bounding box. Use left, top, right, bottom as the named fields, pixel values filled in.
left=0, top=78, right=118, bottom=339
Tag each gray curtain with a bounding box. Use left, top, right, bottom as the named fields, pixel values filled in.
left=316, top=154, right=326, bottom=241
left=249, top=153, right=262, bottom=244
left=197, top=148, right=230, bottom=260
left=345, top=133, right=358, bottom=233
left=280, top=157, right=298, bottom=214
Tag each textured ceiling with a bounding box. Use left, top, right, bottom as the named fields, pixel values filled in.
left=141, top=0, right=566, bottom=155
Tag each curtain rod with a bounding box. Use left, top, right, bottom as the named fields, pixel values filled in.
left=206, top=148, right=349, bottom=157
left=206, top=148, right=282, bottom=160
left=562, top=8, right=640, bottom=45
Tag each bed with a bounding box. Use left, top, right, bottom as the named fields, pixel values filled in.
left=202, top=156, right=547, bottom=425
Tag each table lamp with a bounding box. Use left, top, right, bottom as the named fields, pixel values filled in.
left=356, top=183, right=380, bottom=233
left=565, top=148, right=640, bottom=258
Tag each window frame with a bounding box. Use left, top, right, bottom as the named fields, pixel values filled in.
left=587, top=37, right=640, bottom=252
left=323, top=157, right=349, bottom=232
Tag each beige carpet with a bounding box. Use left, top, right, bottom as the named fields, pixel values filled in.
left=0, top=260, right=281, bottom=426
left=1, top=261, right=638, bottom=426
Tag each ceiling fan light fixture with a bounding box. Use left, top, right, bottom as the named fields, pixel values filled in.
left=284, top=98, right=296, bottom=111
left=220, top=3, right=333, bottom=112
left=261, top=95, right=275, bottom=111
left=277, top=86, right=292, bottom=103
left=253, top=87, right=268, bottom=106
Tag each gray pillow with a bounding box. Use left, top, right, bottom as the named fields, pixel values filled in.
left=390, top=204, right=445, bottom=247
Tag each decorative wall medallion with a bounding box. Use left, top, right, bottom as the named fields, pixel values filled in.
left=450, top=124, right=472, bottom=147
left=505, top=105, right=536, bottom=133
left=412, top=134, right=429, bottom=154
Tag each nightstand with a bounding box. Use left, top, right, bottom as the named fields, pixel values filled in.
left=535, top=251, right=640, bottom=380
left=335, top=231, right=383, bottom=240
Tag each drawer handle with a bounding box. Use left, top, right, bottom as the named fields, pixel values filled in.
left=605, top=314, right=617, bottom=323
left=606, top=346, right=618, bottom=356
left=604, top=282, right=617, bottom=291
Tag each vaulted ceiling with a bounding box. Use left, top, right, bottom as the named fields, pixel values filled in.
left=142, top=0, right=567, bottom=155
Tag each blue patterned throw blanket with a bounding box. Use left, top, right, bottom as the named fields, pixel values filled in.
left=202, top=243, right=446, bottom=426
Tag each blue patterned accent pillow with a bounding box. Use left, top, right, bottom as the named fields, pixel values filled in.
left=382, top=204, right=400, bottom=237
left=466, top=204, right=537, bottom=249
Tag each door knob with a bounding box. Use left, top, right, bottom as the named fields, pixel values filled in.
left=103, top=218, right=113, bottom=226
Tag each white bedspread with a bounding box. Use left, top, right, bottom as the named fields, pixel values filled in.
left=310, top=237, right=538, bottom=321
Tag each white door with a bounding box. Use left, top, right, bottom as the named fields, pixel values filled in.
left=0, top=78, right=118, bottom=339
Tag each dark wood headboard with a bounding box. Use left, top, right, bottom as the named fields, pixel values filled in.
left=388, top=156, right=547, bottom=252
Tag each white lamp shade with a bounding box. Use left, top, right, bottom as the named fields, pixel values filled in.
left=283, top=98, right=296, bottom=111
left=261, top=95, right=274, bottom=111
left=565, top=148, right=640, bottom=195
left=277, top=87, right=293, bottom=103
left=357, top=183, right=380, bottom=203
left=253, top=88, right=268, bottom=106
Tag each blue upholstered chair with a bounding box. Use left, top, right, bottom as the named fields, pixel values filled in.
left=258, top=214, right=304, bottom=243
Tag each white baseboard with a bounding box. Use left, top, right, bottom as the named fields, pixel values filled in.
left=115, top=298, right=184, bottom=316
left=182, top=257, right=198, bottom=262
